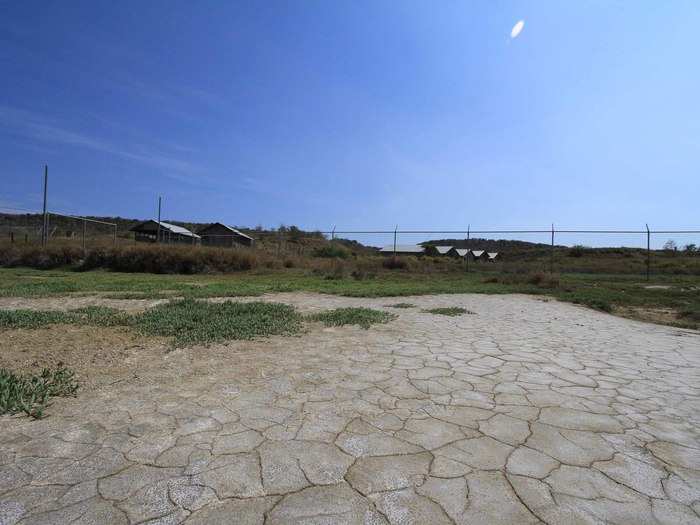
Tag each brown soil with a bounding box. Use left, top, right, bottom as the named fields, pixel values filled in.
left=1, top=325, right=169, bottom=389
left=615, top=306, right=696, bottom=330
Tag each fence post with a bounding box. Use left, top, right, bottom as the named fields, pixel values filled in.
left=393, top=225, right=398, bottom=257
left=466, top=225, right=470, bottom=273
left=114, top=225, right=118, bottom=247
left=42, top=165, right=48, bottom=246
left=646, top=223, right=650, bottom=281
left=156, top=196, right=162, bottom=244
left=82, top=217, right=86, bottom=253
left=331, top=226, right=336, bottom=241
left=10, top=232, right=14, bottom=244
left=550, top=224, right=555, bottom=274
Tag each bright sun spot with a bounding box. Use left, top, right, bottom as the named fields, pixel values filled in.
left=510, top=20, right=525, bottom=39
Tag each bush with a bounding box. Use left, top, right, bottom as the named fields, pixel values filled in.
left=0, top=245, right=84, bottom=269
left=80, top=245, right=258, bottom=274
left=483, top=272, right=560, bottom=288
left=568, top=245, right=586, bottom=258
left=382, top=256, right=407, bottom=270
left=313, top=243, right=350, bottom=259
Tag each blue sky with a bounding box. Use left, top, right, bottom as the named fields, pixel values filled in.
left=1, top=1, right=699, bottom=247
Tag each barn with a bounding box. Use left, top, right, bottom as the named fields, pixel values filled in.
left=130, top=220, right=200, bottom=244
left=196, top=223, right=255, bottom=248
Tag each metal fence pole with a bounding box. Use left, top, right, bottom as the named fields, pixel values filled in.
left=393, top=225, right=398, bottom=257
left=646, top=223, right=650, bottom=281
left=550, top=224, right=555, bottom=274
left=466, top=225, right=470, bottom=273
left=82, top=217, right=86, bottom=252
left=42, top=165, right=48, bottom=246
left=114, top=225, right=118, bottom=247
left=156, top=196, right=162, bottom=244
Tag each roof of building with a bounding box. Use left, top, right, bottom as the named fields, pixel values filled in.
left=435, top=246, right=454, bottom=254
left=487, top=252, right=499, bottom=259
left=197, top=222, right=254, bottom=240
left=379, top=244, right=425, bottom=253
left=471, top=250, right=485, bottom=257
left=455, top=248, right=469, bottom=257
left=131, top=220, right=200, bottom=238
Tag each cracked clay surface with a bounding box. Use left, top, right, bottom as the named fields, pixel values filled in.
left=1, top=293, right=700, bottom=524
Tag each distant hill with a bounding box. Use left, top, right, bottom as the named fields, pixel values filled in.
left=422, top=237, right=559, bottom=253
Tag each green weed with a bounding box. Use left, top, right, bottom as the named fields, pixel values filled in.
left=385, top=303, right=416, bottom=309
left=132, top=298, right=303, bottom=347
left=0, top=306, right=129, bottom=329
left=308, top=307, right=396, bottom=329
left=422, top=307, right=474, bottom=316
left=0, top=364, right=78, bottom=419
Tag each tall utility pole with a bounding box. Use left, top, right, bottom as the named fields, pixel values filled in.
left=42, top=165, right=48, bottom=246
left=156, top=196, right=162, bottom=243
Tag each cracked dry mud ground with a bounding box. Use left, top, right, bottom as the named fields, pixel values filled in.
left=2, top=293, right=700, bottom=524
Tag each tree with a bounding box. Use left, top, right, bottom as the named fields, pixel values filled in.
left=684, top=243, right=697, bottom=253
left=663, top=240, right=678, bottom=251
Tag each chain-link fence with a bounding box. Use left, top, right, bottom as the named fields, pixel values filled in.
left=2, top=207, right=699, bottom=276
left=1, top=207, right=117, bottom=250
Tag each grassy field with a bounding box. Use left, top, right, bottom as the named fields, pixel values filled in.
left=0, top=267, right=698, bottom=329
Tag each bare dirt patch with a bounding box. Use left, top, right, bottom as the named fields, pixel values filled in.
left=615, top=306, right=694, bottom=329
left=0, top=295, right=166, bottom=312
left=1, top=325, right=168, bottom=389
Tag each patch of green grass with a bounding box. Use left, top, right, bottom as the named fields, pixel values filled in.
left=308, top=307, right=397, bottom=329
left=0, top=309, right=72, bottom=329
left=1, top=268, right=699, bottom=331
left=132, top=298, right=303, bottom=347
left=385, top=303, right=416, bottom=309
left=422, top=307, right=475, bottom=316
left=0, top=364, right=78, bottom=419
left=0, top=306, right=130, bottom=329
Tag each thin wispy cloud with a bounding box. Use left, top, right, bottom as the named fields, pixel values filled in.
left=0, top=105, right=200, bottom=180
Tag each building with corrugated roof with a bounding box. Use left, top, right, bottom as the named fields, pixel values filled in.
left=196, top=223, right=255, bottom=248
left=379, top=244, right=425, bottom=255
left=130, top=220, right=200, bottom=244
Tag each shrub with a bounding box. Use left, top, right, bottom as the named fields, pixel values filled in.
left=80, top=245, right=259, bottom=274
left=313, top=243, right=350, bottom=259
left=0, top=245, right=84, bottom=269
left=382, top=256, right=407, bottom=270
left=568, top=245, right=586, bottom=258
